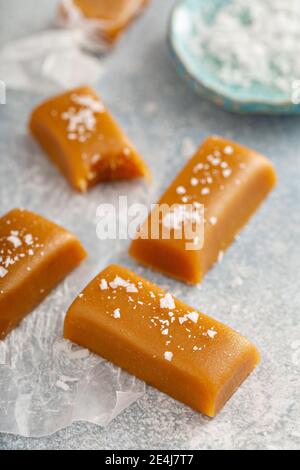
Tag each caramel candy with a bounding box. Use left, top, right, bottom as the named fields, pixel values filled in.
left=29, top=86, right=151, bottom=192
left=59, top=0, right=149, bottom=44
left=0, top=209, right=86, bottom=339
left=130, top=136, right=276, bottom=284
left=64, top=264, right=260, bottom=417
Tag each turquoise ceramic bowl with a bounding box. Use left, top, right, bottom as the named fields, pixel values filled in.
left=168, top=0, right=300, bottom=114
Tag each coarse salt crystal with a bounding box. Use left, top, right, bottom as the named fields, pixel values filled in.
left=7, top=235, right=22, bottom=248
left=176, top=185, right=186, bottom=195
left=201, top=187, right=210, bottom=195
left=160, top=293, right=175, bottom=309
left=24, top=234, right=33, bottom=246
left=186, top=311, right=199, bottom=323
left=164, top=351, right=173, bottom=362
left=100, top=279, right=108, bottom=290
left=209, top=216, right=218, bottom=226
left=0, top=267, right=8, bottom=278
left=224, top=145, right=234, bottom=155
left=91, top=153, right=101, bottom=164
left=207, top=329, right=217, bottom=339
left=193, top=163, right=203, bottom=173
left=109, top=276, right=137, bottom=293
left=223, top=169, right=232, bottom=178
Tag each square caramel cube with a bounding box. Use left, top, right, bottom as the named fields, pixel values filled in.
left=29, top=86, right=151, bottom=192
left=64, top=264, right=260, bottom=417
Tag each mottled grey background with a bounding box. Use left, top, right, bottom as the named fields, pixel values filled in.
left=0, top=0, right=299, bottom=450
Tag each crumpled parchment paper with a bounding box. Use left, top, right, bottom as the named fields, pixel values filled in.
left=0, top=29, right=104, bottom=94
left=0, top=275, right=145, bottom=437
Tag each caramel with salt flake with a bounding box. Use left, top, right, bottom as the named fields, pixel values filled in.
left=130, top=136, right=276, bottom=284
left=29, top=86, right=151, bottom=192
left=0, top=209, right=86, bottom=339
left=64, top=264, right=260, bottom=417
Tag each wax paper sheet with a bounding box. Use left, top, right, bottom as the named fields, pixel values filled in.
left=0, top=274, right=145, bottom=438
left=0, top=29, right=104, bottom=93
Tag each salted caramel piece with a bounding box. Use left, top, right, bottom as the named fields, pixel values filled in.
left=0, top=209, right=86, bottom=339
left=29, top=86, right=151, bottom=192
left=130, top=136, right=276, bottom=284
left=59, top=0, right=149, bottom=44
left=64, top=264, right=260, bottom=417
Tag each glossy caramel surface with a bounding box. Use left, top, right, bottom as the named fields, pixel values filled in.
left=64, top=264, right=260, bottom=417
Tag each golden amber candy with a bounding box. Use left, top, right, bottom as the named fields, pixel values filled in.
left=0, top=209, right=86, bottom=339
left=130, top=136, right=276, bottom=284
left=64, top=264, right=260, bottom=417
left=59, top=0, right=149, bottom=44
left=29, top=86, right=151, bottom=192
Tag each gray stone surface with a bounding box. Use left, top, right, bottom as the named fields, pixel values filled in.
left=0, top=0, right=299, bottom=450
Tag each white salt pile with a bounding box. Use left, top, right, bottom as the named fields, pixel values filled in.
left=190, top=0, right=300, bottom=94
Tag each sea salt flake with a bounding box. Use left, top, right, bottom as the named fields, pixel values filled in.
left=207, top=329, right=217, bottom=339
left=109, top=276, right=137, bottom=293
left=126, top=284, right=138, bottom=293
left=186, top=311, right=199, bottom=323
left=100, top=279, right=108, bottom=290
left=160, top=293, right=175, bottom=310
left=224, top=145, right=234, bottom=155
left=223, top=169, right=232, bottom=178
left=91, top=153, right=101, bottom=164
left=176, top=185, right=186, bottom=195
left=209, top=216, right=218, bottom=226
left=164, top=351, right=173, bottom=362
left=7, top=235, right=22, bottom=248
left=123, top=147, right=131, bottom=156
left=0, top=267, right=8, bottom=278
left=193, top=163, right=203, bottom=173
left=201, top=187, right=210, bottom=195
left=113, top=308, right=121, bottom=319
left=24, top=233, right=33, bottom=246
